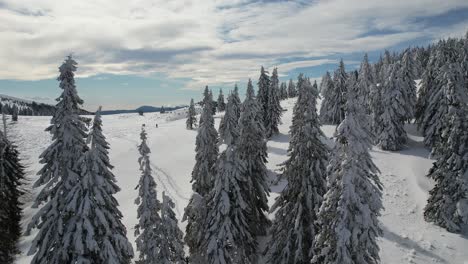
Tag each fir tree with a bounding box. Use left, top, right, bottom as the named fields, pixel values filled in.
left=158, top=192, right=185, bottom=263
left=186, top=98, right=197, bottom=130
left=204, top=145, right=256, bottom=264
left=134, top=125, right=163, bottom=264
left=415, top=52, right=437, bottom=129
left=0, top=129, right=24, bottom=263
left=319, top=71, right=333, bottom=122
left=287, top=78, right=296, bottom=98
left=11, top=106, right=18, bottom=122
left=280, top=82, right=288, bottom=99
left=265, top=68, right=283, bottom=138
left=237, top=79, right=270, bottom=236
left=420, top=42, right=460, bottom=150
left=232, top=84, right=242, bottom=121
left=357, top=54, right=374, bottom=114
left=184, top=89, right=219, bottom=261
left=257, top=66, right=270, bottom=127
left=217, top=89, right=226, bottom=112
left=60, top=107, right=134, bottom=263
left=424, top=62, right=468, bottom=233
left=27, top=55, right=90, bottom=264
left=265, top=79, right=327, bottom=264
left=312, top=86, right=383, bottom=264
left=400, top=49, right=417, bottom=122
left=320, top=59, right=347, bottom=124
left=219, top=93, right=240, bottom=146
left=376, top=63, right=407, bottom=151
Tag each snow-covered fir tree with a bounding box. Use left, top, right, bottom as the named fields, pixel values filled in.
left=320, top=59, right=347, bottom=124
left=357, top=54, right=374, bottom=113
left=219, top=93, right=240, bottom=145
left=319, top=71, right=334, bottom=121
left=232, top=84, right=242, bottom=120
left=312, top=86, right=383, bottom=264
left=257, top=66, right=270, bottom=127
left=217, top=89, right=226, bottom=112
left=287, top=78, right=296, bottom=98
left=376, top=63, right=407, bottom=151
left=134, top=125, right=163, bottom=264
left=424, top=62, right=468, bottom=233
left=399, top=49, right=417, bottom=122
left=203, top=145, right=256, bottom=264
left=186, top=98, right=197, bottom=130
left=265, top=68, right=283, bottom=138
left=0, top=129, right=24, bottom=264
left=419, top=41, right=461, bottom=150
left=319, top=71, right=332, bottom=95
left=184, top=88, right=219, bottom=262
left=191, top=89, right=218, bottom=195
left=26, top=55, right=90, bottom=264
left=158, top=192, right=185, bottom=263
left=60, top=107, right=134, bottom=263
left=201, top=86, right=216, bottom=116
left=11, top=105, right=18, bottom=122
left=265, top=79, right=327, bottom=264
left=280, top=82, right=288, bottom=99
left=415, top=50, right=437, bottom=129
left=237, top=79, right=270, bottom=236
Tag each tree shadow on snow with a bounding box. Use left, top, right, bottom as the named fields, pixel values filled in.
left=269, top=132, right=289, bottom=143
left=381, top=225, right=448, bottom=263
left=405, top=123, right=423, bottom=138
left=268, top=145, right=287, bottom=156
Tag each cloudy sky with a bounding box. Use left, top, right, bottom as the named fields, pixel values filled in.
left=0, top=0, right=467, bottom=110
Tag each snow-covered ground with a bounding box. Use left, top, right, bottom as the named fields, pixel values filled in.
left=10, top=98, right=468, bottom=264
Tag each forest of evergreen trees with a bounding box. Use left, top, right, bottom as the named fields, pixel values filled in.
left=0, top=32, right=467, bottom=264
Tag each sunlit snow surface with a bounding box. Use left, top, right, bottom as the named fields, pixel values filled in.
left=11, top=98, right=468, bottom=264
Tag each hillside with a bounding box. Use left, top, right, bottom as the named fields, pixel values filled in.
left=0, top=94, right=92, bottom=116
left=8, top=97, right=468, bottom=264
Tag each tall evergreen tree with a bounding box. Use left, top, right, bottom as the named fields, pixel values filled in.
left=265, top=79, right=327, bottom=264
left=158, top=192, right=185, bottom=263
left=420, top=42, right=460, bottom=150
left=376, top=63, right=407, bottom=151
left=232, top=84, right=242, bottom=121
left=280, top=82, right=288, bottom=99
left=319, top=71, right=333, bottom=121
left=217, top=89, right=226, bottom=112
left=257, top=66, right=270, bottom=127
left=134, top=125, right=163, bottom=264
left=287, top=78, right=296, bottom=98
left=400, top=49, right=417, bottom=122
left=26, top=55, right=90, bottom=264
left=0, top=129, right=24, bottom=263
left=11, top=106, right=18, bottom=122
left=184, top=89, right=218, bottom=261
left=415, top=51, right=437, bottom=129
left=312, top=86, right=383, bottom=264
left=60, top=107, right=134, bottom=263
left=203, top=145, right=256, bottom=264
left=265, top=68, right=283, bottom=138
left=357, top=54, right=374, bottom=114
left=186, top=98, right=197, bottom=130
left=237, top=79, right=270, bottom=236
left=320, top=59, right=347, bottom=124
left=423, top=62, right=468, bottom=232
left=219, top=93, right=240, bottom=146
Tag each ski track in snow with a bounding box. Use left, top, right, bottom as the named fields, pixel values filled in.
left=10, top=98, right=468, bottom=264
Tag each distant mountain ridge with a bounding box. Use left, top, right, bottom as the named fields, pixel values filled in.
left=100, top=105, right=187, bottom=115
left=0, top=94, right=91, bottom=116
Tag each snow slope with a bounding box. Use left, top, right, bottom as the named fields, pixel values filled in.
left=9, top=98, right=468, bottom=264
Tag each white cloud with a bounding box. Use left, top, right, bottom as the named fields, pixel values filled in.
left=0, top=0, right=467, bottom=89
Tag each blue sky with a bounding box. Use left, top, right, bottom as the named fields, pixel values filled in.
left=0, top=0, right=467, bottom=110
